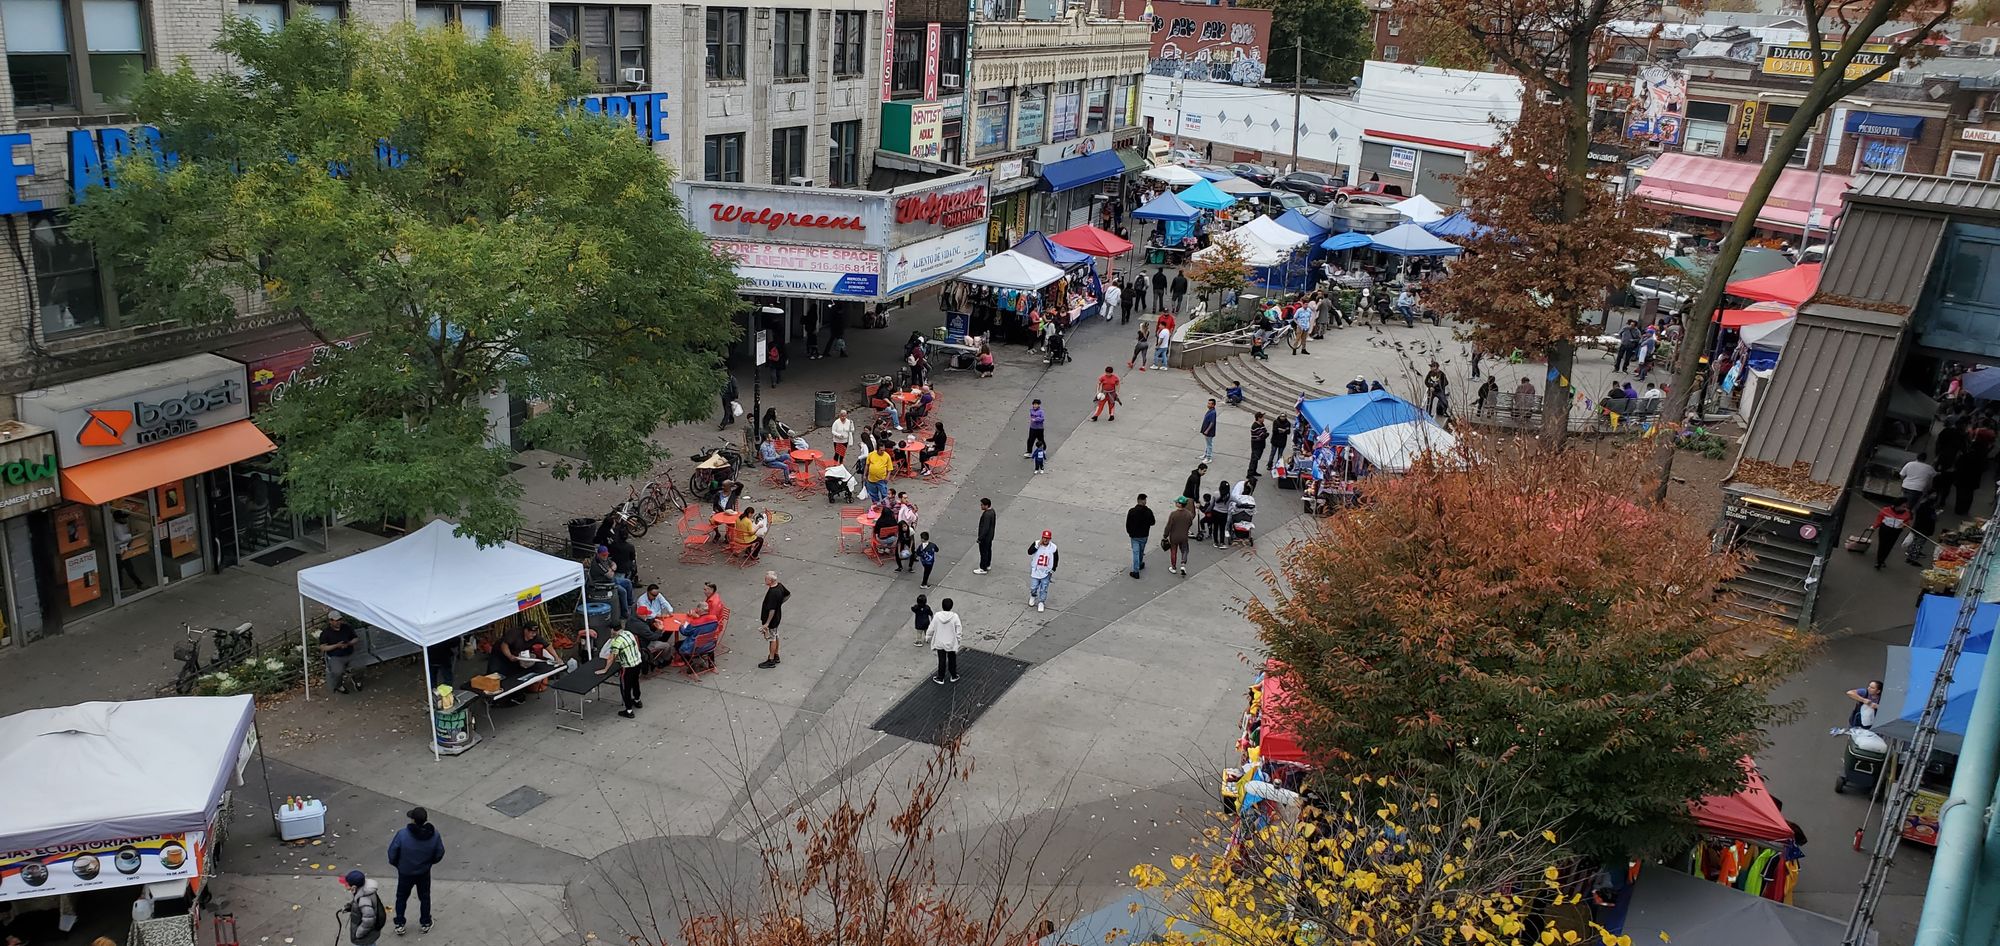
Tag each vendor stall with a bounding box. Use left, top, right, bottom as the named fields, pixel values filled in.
left=1177, top=178, right=1237, bottom=212
left=296, top=519, right=588, bottom=759
left=1221, top=663, right=1312, bottom=840
left=1388, top=194, right=1447, bottom=224
left=1142, top=164, right=1203, bottom=187
left=1288, top=392, right=1431, bottom=511
left=1345, top=419, right=1459, bottom=473
left=1618, top=865, right=1859, bottom=946
left=1132, top=191, right=1202, bottom=263
left=1368, top=222, right=1464, bottom=257
left=0, top=695, right=271, bottom=945
left=1012, top=231, right=1103, bottom=324
left=953, top=249, right=1094, bottom=345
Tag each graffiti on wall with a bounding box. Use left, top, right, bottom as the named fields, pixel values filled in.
left=1134, top=1, right=1272, bottom=85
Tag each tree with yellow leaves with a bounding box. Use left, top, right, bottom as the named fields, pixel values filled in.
left=1131, top=771, right=1640, bottom=946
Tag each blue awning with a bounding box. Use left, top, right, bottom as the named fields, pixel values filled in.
left=1041, top=151, right=1125, bottom=192
left=1843, top=111, right=1923, bottom=140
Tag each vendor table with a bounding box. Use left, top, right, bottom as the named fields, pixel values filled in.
left=443, top=663, right=566, bottom=751
left=551, top=664, right=619, bottom=734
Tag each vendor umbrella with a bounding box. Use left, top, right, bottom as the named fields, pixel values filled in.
left=1716, top=308, right=1792, bottom=328
left=1727, top=262, right=1821, bottom=307
left=1050, top=224, right=1134, bottom=258
left=1322, top=231, right=1373, bottom=251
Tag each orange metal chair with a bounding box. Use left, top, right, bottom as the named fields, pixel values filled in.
left=680, top=530, right=715, bottom=564
left=923, top=449, right=953, bottom=481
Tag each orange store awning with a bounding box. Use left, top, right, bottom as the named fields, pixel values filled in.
left=60, top=420, right=276, bottom=505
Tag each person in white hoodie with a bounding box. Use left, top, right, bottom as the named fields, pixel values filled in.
left=927, top=598, right=963, bottom=684
left=829, top=410, right=855, bottom=463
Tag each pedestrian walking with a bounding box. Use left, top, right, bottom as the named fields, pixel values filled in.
left=767, top=338, right=786, bottom=386
left=339, top=871, right=386, bottom=945
left=1170, top=270, right=1188, bottom=312
left=1270, top=416, right=1290, bottom=473
left=1874, top=501, right=1911, bottom=569
left=1125, top=494, right=1155, bottom=578
left=1900, top=451, right=1937, bottom=508
left=1163, top=496, right=1194, bottom=575
left=915, top=531, right=939, bottom=587
left=1291, top=305, right=1312, bottom=355
left=1247, top=413, right=1268, bottom=477
left=1093, top=365, right=1121, bottom=421
left=1104, top=278, right=1122, bottom=322
left=598, top=621, right=643, bottom=717
left=1032, top=440, right=1047, bottom=473
left=911, top=593, right=932, bottom=646
left=1200, top=399, right=1217, bottom=461
left=1130, top=272, right=1147, bottom=312
left=1129, top=324, right=1151, bottom=371
left=386, top=807, right=444, bottom=936
left=719, top=376, right=739, bottom=430
left=1150, top=269, right=1167, bottom=310
left=1024, top=399, right=1047, bottom=458
left=975, top=497, right=996, bottom=574
left=1154, top=321, right=1171, bottom=369
left=1906, top=492, right=1941, bottom=565
left=830, top=410, right=855, bottom=463
left=1119, top=277, right=1137, bottom=323
left=1027, top=531, right=1059, bottom=612
left=928, top=598, right=964, bottom=684
left=756, top=571, right=790, bottom=668
left=1183, top=462, right=1206, bottom=506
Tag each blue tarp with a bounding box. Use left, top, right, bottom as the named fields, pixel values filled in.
left=1910, top=593, right=1998, bottom=654
left=1178, top=178, right=1237, bottom=210
left=1298, top=391, right=1427, bottom=444
left=1132, top=191, right=1201, bottom=222
left=1322, top=231, right=1373, bottom=251
left=1369, top=223, right=1463, bottom=257
left=1012, top=231, right=1092, bottom=269
left=1274, top=209, right=1327, bottom=238
left=1897, top=647, right=1987, bottom=736
left=1422, top=211, right=1490, bottom=240
left=1041, top=151, right=1125, bottom=192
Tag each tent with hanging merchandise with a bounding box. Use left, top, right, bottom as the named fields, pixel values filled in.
left=1297, top=391, right=1428, bottom=444
left=1049, top=224, right=1134, bottom=258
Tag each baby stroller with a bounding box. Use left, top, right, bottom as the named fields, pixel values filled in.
left=823, top=463, right=858, bottom=503
left=1045, top=330, right=1072, bottom=366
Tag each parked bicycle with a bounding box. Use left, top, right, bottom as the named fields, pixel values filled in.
left=172, top=620, right=256, bottom=695
left=632, top=472, right=689, bottom=523
left=688, top=447, right=744, bottom=502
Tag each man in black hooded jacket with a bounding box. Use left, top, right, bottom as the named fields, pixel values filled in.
left=386, top=807, right=446, bottom=935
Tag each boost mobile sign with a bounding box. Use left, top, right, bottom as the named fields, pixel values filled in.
left=23, top=363, right=251, bottom=466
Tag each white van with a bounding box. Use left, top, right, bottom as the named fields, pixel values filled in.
left=1146, top=138, right=1172, bottom=166
left=1633, top=227, right=1696, bottom=259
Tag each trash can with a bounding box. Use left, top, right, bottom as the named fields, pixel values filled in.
left=566, top=516, right=597, bottom=559
left=815, top=391, right=837, bottom=428
left=1836, top=728, right=1888, bottom=795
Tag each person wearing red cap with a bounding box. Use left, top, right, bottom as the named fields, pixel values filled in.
left=1026, top=531, right=1059, bottom=613
left=339, top=870, right=385, bottom=944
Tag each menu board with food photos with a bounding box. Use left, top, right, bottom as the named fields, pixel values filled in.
left=0, top=832, right=200, bottom=900
left=63, top=550, right=100, bottom=607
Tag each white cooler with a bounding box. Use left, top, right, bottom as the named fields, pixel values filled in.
left=276, top=799, right=326, bottom=840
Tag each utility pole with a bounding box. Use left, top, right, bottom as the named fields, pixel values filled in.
left=1290, top=39, right=1303, bottom=173
left=1172, top=79, right=1185, bottom=150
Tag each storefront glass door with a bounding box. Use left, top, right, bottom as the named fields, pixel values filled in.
left=109, top=477, right=203, bottom=602
left=230, top=457, right=299, bottom=559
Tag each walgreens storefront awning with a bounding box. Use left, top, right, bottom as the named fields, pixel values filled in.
left=1633, top=153, right=1850, bottom=235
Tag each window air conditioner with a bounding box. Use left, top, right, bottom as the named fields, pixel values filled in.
left=789, top=176, right=815, bottom=187
left=620, top=67, right=647, bottom=85
left=941, top=74, right=962, bottom=89
left=1984, top=36, right=1998, bottom=55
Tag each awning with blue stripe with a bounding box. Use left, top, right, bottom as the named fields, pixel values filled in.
left=1843, top=111, right=1923, bottom=140
left=1041, top=151, right=1125, bottom=192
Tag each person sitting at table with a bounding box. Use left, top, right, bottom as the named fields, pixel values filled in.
left=881, top=397, right=902, bottom=432
left=713, top=480, right=744, bottom=514
left=488, top=623, right=549, bottom=704
left=976, top=346, right=995, bottom=378
left=589, top=546, right=633, bottom=618
left=894, top=491, right=920, bottom=527
left=904, top=387, right=930, bottom=429
left=872, top=511, right=901, bottom=553
left=920, top=423, right=949, bottom=471
left=758, top=437, right=788, bottom=470
left=698, top=581, right=723, bottom=621
left=627, top=614, right=674, bottom=668
left=635, top=583, right=672, bottom=620
left=733, top=506, right=765, bottom=557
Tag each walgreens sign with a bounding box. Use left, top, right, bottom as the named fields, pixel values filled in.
left=707, top=203, right=867, bottom=233
left=894, top=184, right=987, bottom=231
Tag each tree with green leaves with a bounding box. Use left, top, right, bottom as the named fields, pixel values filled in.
left=69, top=18, right=742, bottom=542
left=1246, top=0, right=1374, bottom=85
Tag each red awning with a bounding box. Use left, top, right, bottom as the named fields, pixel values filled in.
left=1633, top=154, right=1849, bottom=235
left=1690, top=758, right=1793, bottom=843
left=1727, top=263, right=1821, bottom=307
left=1258, top=666, right=1311, bottom=765
left=1717, top=308, right=1793, bottom=328
left=1049, top=224, right=1134, bottom=258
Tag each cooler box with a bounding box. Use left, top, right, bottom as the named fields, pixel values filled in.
left=277, top=800, right=326, bottom=841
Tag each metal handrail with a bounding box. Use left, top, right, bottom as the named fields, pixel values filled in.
left=1179, top=324, right=1261, bottom=354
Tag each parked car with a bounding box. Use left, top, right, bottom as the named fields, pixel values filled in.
left=1335, top=181, right=1405, bottom=204
left=1273, top=171, right=1346, bottom=203
left=1167, top=148, right=1204, bottom=166
left=1628, top=276, right=1690, bottom=313
left=1228, top=163, right=1279, bottom=185
left=1273, top=192, right=1311, bottom=213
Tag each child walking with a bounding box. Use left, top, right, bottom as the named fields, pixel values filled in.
left=915, top=532, right=940, bottom=588
left=1032, top=442, right=1047, bottom=474
left=911, top=593, right=932, bottom=646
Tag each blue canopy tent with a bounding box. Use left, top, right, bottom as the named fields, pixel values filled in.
left=1422, top=211, right=1489, bottom=241
left=1322, top=231, right=1373, bottom=251
left=1178, top=178, right=1237, bottom=210
left=1369, top=223, right=1463, bottom=257
left=1909, top=593, right=1998, bottom=654
left=1132, top=191, right=1199, bottom=222
left=1881, top=646, right=1987, bottom=753
left=1274, top=209, right=1327, bottom=239
left=1298, top=391, right=1427, bottom=444
left=1040, top=151, right=1125, bottom=192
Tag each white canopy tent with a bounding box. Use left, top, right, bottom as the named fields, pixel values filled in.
left=1389, top=194, right=1447, bottom=223
left=1194, top=227, right=1288, bottom=267
left=1214, top=176, right=1270, bottom=198
left=1346, top=420, right=1460, bottom=473
left=1238, top=215, right=1309, bottom=251
left=297, top=519, right=588, bottom=758
left=953, top=250, right=1065, bottom=291
left=1142, top=164, right=1204, bottom=186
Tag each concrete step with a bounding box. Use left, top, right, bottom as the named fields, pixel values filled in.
left=1192, top=360, right=1294, bottom=419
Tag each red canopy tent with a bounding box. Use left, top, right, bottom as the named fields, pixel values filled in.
left=1726, top=263, right=1821, bottom=308
left=1690, top=758, right=1793, bottom=843
left=1050, top=225, right=1134, bottom=259
left=1257, top=668, right=1311, bottom=765
left=1717, top=308, right=1793, bottom=328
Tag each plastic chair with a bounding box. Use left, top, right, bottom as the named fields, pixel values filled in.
left=677, top=506, right=708, bottom=537
left=723, top=535, right=760, bottom=567
left=840, top=506, right=870, bottom=521
left=839, top=522, right=868, bottom=552
left=923, top=449, right=953, bottom=481
left=677, top=619, right=722, bottom=677
left=763, top=464, right=791, bottom=489
left=680, top=530, right=715, bottom=564
left=789, top=467, right=817, bottom=497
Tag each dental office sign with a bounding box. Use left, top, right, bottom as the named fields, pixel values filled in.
left=0, top=91, right=669, bottom=216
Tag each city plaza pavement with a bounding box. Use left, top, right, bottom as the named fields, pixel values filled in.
left=0, top=299, right=1947, bottom=945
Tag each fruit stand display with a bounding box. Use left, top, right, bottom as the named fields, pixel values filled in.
left=1922, top=520, right=1985, bottom=594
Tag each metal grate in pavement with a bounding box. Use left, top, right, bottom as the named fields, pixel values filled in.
left=250, top=546, right=308, bottom=567
left=488, top=785, right=552, bottom=818
left=868, top=650, right=1031, bottom=746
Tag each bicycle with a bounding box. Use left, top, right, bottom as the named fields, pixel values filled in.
left=172, top=620, right=257, bottom=695
left=632, top=472, right=689, bottom=524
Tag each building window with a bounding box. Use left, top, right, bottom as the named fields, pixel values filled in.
left=938, top=26, right=965, bottom=84
left=771, top=125, right=807, bottom=184
left=1386, top=14, right=1401, bottom=34
left=830, top=11, right=863, bottom=76
left=1855, top=137, right=1907, bottom=173
left=1082, top=77, right=1110, bottom=136
left=829, top=119, right=861, bottom=187
left=1683, top=120, right=1725, bottom=157
left=772, top=9, right=808, bottom=79
left=1766, top=130, right=1811, bottom=168
left=1049, top=80, right=1080, bottom=143
left=973, top=88, right=1010, bottom=156
left=1112, top=78, right=1132, bottom=129
left=1764, top=104, right=1799, bottom=126
left=4, top=0, right=150, bottom=112
left=30, top=212, right=114, bottom=336
left=890, top=29, right=921, bottom=96
left=705, top=8, right=743, bottom=80
left=238, top=0, right=343, bottom=30
left=414, top=2, right=494, bottom=38
left=1949, top=150, right=1985, bottom=179
left=550, top=5, right=648, bottom=89
left=1381, top=44, right=1399, bottom=62
left=1015, top=83, right=1045, bottom=146
left=703, top=132, right=743, bottom=182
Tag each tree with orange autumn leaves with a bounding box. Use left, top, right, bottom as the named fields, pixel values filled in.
left=1246, top=443, right=1809, bottom=861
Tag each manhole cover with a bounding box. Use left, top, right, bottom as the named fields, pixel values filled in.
left=766, top=511, right=793, bottom=525
left=488, top=785, right=551, bottom=818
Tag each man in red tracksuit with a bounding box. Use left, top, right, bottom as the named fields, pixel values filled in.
left=1092, top=366, right=1121, bottom=421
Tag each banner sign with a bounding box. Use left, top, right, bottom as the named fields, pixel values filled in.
left=713, top=241, right=882, bottom=297
left=883, top=225, right=986, bottom=296
left=1761, top=43, right=1893, bottom=81
left=0, top=833, right=200, bottom=902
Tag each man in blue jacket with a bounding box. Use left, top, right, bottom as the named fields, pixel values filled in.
left=386, top=807, right=445, bottom=935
